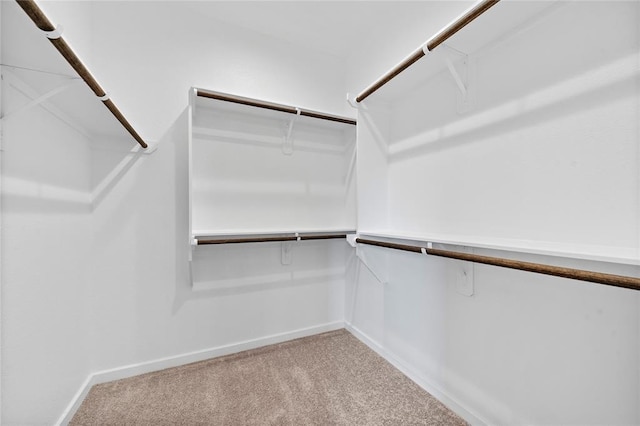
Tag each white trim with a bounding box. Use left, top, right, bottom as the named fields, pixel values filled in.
left=56, top=321, right=344, bottom=425
left=358, top=229, right=640, bottom=266
left=344, top=323, right=488, bottom=426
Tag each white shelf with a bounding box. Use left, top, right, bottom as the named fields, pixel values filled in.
left=370, top=1, right=561, bottom=103
left=189, top=88, right=357, bottom=238
left=193, top=91, right=356, bottom=132
left=193, top=228, right=356, bottom=238
left=357, top=230, right=640, bottom=266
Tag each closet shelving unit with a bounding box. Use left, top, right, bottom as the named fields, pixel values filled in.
left=188, top=88, right=357, bottom=249
left=352, top=0, right=640, bottom=287
left=14, top=0, right=147, bottom=148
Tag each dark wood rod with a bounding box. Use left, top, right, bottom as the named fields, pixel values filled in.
left=103, top=99, right=147, bottom=148
left=196, top=89, right=357, bottom=126
left=355, top=238, right=424, bottom=254
left=299, top=234, right=348, bottom=240
left=355, top=49, right=425, bottom=103
left=197, top=233, right=351, bottom=245
left=15, top=0, right=148, bottom=149
left=355, top=238, right=640, bottom=291
left=14, top=0, right=54, bottom=31
left=356, top=0, right=500, bottom=103
left=427, top=0, right=501, bottom=51
left=198, top=236, right=299, bottom=245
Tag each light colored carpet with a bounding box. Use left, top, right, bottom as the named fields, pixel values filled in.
left=71, top=329, right=466, bottom=425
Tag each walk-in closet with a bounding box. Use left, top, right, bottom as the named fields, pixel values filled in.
left=2, top=0, right=639, bottom=424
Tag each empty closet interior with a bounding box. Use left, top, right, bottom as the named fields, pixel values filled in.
left=2, top=0, right=639, bottom=425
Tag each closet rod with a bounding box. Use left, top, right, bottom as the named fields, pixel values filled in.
left=196, top=89, right=357, bottom=126
left=15, top=0, right=148, bottom=149
left=355, top=0, right=500, bottom=103
left=355, top=238, right=640, bottom=292
left=197, top=233, right=351, bottom=245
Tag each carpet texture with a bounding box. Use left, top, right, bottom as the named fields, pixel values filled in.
left=71, top=329, right=467, bottom=425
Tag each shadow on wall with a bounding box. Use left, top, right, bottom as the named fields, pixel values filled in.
left=91, top=144, right=145, bottom=210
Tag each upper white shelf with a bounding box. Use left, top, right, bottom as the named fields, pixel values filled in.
left=366, top=1, right=562, bottom=103
left=192, top=88, right=356, bottom=129
left=358, top=230, right=640, bottom=266
left=188, top=88, right=357, bottom=237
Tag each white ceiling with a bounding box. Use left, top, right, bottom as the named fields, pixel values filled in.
left=179, top=1, right=470, bottom=59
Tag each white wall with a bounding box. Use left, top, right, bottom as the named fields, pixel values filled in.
left=0, top=2, right=4, bottom=422
left=1, top=2, right=351, bottom=424
left=1, top=70, right=93, bottom=424
left=347, top=1, right=640, bottom=424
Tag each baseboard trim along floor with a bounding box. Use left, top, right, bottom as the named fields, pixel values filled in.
left=344, top=323, right=488, bottom=426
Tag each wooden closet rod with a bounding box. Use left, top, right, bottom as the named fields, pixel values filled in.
left=355, top=238, right=640, bottom=291
left=15, top=0, right=148, bottom=149
left=355, top=0, right=500, bottom=103
left=197, top=233, right=351, bottom=245
left=196, top=89, right=357, bottom=126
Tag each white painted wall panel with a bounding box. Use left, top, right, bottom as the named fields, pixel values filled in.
left=347, top=1, right=640, bottom=424
left=1, top=73, right=92, bottom=424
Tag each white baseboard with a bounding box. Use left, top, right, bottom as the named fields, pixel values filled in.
left=56, top=321, right=344, bottom=426
left=345, top=323, right=488, bottom=426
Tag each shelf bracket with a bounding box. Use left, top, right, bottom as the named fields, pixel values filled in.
left=188, top=237, right=198, bottom=262
left=442, top=44, right=474, bottom=113
left=281, top=241, right=293, bottom=265
left=356, top=246, right=386, bottom=285
left=1, top=68, right=91, bottom=138
left=441, top=244, right=474, bottom=297
left=346, top=93, right=359, bottom=109
left=444, top=56, right=467, bottom=98
left=282, top=108, right=301, bottom=155
left=1, top=77, right=80, bottom=121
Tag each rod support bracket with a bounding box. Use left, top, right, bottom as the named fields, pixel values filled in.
left=441, top=43, right=474, bottom=113
left=346, top=93, right=359, bottom=109
left=356, top=246, right=387, bottom=285
left=43, top=24, right=63, bottom=40
left=282, top=108, right=300, bottom=155
left=281, top=241, right=293, bottom=265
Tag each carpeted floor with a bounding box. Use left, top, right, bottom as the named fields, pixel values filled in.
left=71, top=329, right=466, bottom=425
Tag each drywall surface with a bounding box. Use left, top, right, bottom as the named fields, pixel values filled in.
left=348, top=1, right=640, bottom=424
left=2, top=2, right=350, bottom=424
left=1, top=69, right=93, bottom=423
left=347, top=247, right=640, bottom=425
